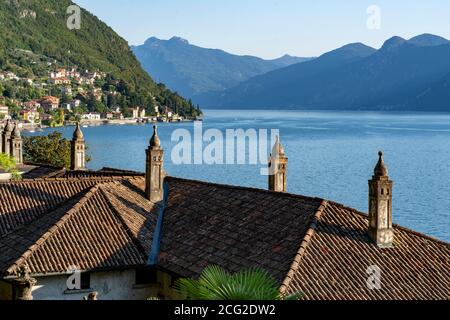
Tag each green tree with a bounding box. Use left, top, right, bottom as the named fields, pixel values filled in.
left=47, top=109, right=65, bottom=127
left=0, top=153, right=20, bottom=180
left=175, top=266, right=302, bottom=301
left=23, top=132, right=90, bottom=168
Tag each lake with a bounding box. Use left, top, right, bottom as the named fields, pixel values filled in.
left=26, top=110, right=450, bottom=242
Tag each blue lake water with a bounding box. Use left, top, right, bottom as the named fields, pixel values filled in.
left=26, top=110, right=450, bottom=242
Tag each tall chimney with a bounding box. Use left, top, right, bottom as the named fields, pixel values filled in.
left=2, top=120, right=13, bottom=155
left=10, top=123, right=23, bottom=165
left=70, top=123, right=86, bottom=170
left=268, top=136, right=288, bottom=193
left=0, top=123, right=3, bottom=153
left=145, top=126, right=164, bottom=202
left=368, top=151, right=394, bottom=248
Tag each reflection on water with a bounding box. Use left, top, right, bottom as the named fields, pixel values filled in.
left=26, top=110, right=450, bottom=241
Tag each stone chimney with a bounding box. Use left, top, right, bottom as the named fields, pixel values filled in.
left=368, top=151, right=394, bottom=247
left=13, top=265, right=37, bottom=300
left=0, top=123, right=3, bottom=153
left=145, top=126, right=164, bottom=202
left=268, top=136, right=288, bottom=193
left=70, top=123, right=86, bottom=170
left=2, top=120, right=13, bottom=156
left=10, top=123, right=23, bottom=165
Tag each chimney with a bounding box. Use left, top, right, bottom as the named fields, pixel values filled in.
left=368, top=151, right=394, bottom=247
left=13, top=265, right=37, bottom=301
left=70, top=123, right=86, bottom=170
left=268, top=136, right=288, bottom=192
left=145, top=126, right=164, bottom=202
left=10, top=123, right=23, bottom=165
left=2, top=120, right=13, bottom=156
left=0, top=123, right=3, bottom=153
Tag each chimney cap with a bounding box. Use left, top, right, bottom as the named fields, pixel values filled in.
left=73, top=122, right=84, bottom=140
left=150, top=125, right=161, bottom=148
left=4, top=120, right=13, bottom=133
left=374, top=151, right=388, bottom=177
left=12, top=123, right=21, bottom=138
left=271, top=135, right=285, bottom=157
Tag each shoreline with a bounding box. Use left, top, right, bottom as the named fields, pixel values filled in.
left=17, top=117, right=198, bottom=132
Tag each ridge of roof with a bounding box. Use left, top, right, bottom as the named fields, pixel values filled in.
left=165, top=176, right=324, bottom=203
left=98, top=182, right=154, bottom=260
left=1, top=185, right=99, bottom=276
left=0, top=176, right=128, bottom=184
left=326, top=200, right=450, bottom=246
left=99, top=167, right=144, bottom=175
left=279, top=200, right=329, bottom=295
left=23, top=162, right=65, bottom=170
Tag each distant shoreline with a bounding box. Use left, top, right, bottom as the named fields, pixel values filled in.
left=18, top=118, right=198, bottom=132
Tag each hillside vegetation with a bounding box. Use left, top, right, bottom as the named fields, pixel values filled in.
left=0, top=0, right=200, bottom=116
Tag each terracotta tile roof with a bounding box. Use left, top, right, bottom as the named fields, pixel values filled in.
left=157, top=178, right=448, bottom=300
left=282, top=201, right=450, bottom=300
left=158, top=177, right=325, bottom=282
left=0, top=170, right=448, bottom=300
left=0, top=179, right=159, bottom=276
left=21, top=164, right=66, bottom=179
left=63, top=168, right=144, bottom=179
left=0, top=179, right=104, bottom=236
left=20, top=166, right=143, bottom=180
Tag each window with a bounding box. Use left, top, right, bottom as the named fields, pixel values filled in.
left=135, top=268, right=157, bottom=285
left=80, top=273, right=91, bottom=290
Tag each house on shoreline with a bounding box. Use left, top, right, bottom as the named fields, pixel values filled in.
left=0, top=125, right=448, bottom=300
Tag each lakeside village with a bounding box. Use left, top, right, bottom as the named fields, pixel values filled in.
left=0, top=66, right=198, bottom=131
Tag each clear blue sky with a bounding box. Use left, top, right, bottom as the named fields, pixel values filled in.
left=75, top=0, right=450, bottom=59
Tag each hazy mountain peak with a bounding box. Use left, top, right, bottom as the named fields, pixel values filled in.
left=142, top=36, right=190, bottom=47
left=408, top=33, right=449, bottom=47
left=321, top=42, right=376, bottom=60
left=197, top=34, right=450, bottom=112
left=133, top=36, right=311, bottom=97
left=143, top=36, right=161, bottom=46
left=169, top=36, right=189, bottom=44
left=381, top=36, right=407, bottom=50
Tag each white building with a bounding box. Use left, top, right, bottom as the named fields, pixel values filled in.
left=0, top=105, right=8, bottom=118
left=81, top=112, right=101, bottom=120
left=131, top=107, right=146, bottom=119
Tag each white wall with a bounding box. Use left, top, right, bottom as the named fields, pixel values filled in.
left=32, top=269, right=159, bottom=301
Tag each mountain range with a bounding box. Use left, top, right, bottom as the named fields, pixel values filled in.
left=195, top=34, right=450, bottom=111
left=132, top=37, right=313, bottom=98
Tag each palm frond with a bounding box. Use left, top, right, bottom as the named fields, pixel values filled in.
left=174, top=265, right=303, bottom=301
